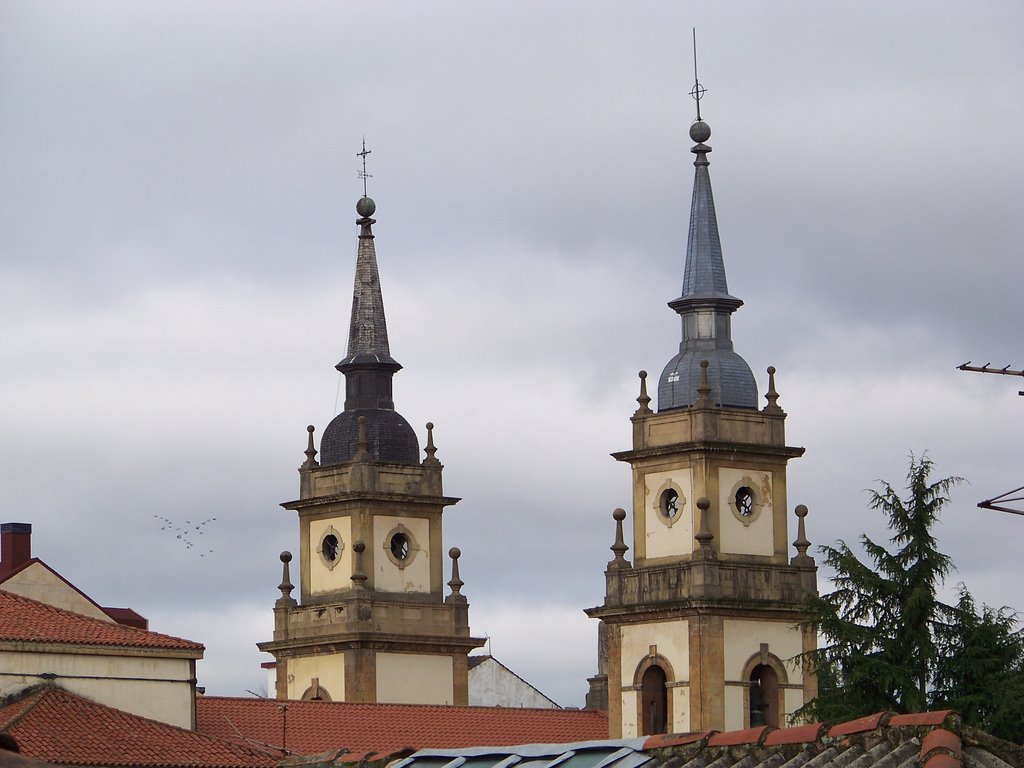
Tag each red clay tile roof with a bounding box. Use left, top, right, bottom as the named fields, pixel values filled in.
left=0, top=686, right=276, bottom=768
left=0, top=590, right=201, bottom=653
left=196, top=697, right=609, bottom=760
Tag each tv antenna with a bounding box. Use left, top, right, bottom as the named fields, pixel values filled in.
left=957, top=361, right=1023, bottom=514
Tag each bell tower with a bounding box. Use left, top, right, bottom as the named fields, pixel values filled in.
left=259, top=180, right=484, bottom=704
left=586, top=94, right=818, bottom=735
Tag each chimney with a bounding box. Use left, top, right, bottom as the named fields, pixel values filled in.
left=0, top=523, right=32, bottom=577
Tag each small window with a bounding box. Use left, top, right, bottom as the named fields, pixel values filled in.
left=318, top=527, right=344, bottom=570
left=660, top=488, right=680, bottom=521
left=390, top=532, right=410, bottom=561
left=383, top=524, right=420, bottom=569
left=322, top=534, right=340, bottom=562
left=735, top=487, right=755, bottom=517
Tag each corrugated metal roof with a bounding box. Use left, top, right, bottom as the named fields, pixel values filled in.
left=392, top=739, right=650, bottom=768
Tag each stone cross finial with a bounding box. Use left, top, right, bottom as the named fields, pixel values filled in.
left=423, top=422, right=440, bottom=466
left=446, top=547, right=466, bottom=603
left=634, top=371, right=653, bottom=416
left=351, top=541, right=367, bottom=589
left=276, top=551, right=297, bottom=608
left=301, top=425, right=319, bottom=469
left=791, top=504, right=813, bottom=565
left=609, top=508, right=631, bottom=568
left=764, top=366, right=782, bottom=413
left=695, top=360, right=714, bottom=407
left=695, top=497, right=715, bottom=555
left=357, top=139, right=372, bottom=199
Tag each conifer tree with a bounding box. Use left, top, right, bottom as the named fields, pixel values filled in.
left=798, top=454, right=1024, bottom=743
left=798, top=454, right=960, bottom=721
left=933, top=588, right=1024, bottom=743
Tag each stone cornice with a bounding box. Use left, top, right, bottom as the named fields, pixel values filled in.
left=612, top=440, right=805, bottom=463
left=258, top=631, right=485, bottom=657
left=281, top=492, right=461, bottom=511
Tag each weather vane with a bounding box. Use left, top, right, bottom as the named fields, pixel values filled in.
left=357, top=138, right=372, bottom=198
left=690, top=27, right=706, bottom=121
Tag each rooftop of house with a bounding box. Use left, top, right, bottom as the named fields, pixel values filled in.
left=196, top=696, right=610, bottom=761
left=3, top=687, right=1020, bottom=768
left=0, top=686, right=276, bottom=768
left=0, top=590, right=202, bottom=653
left=0, top=523, right=147, bottom=629
left=389, top=711, right=1021, bottom=768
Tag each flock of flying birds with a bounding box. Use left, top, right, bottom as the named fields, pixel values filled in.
left=154, top=515, right=217, bottom=557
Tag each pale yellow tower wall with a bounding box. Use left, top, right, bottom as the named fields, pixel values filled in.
left=722, top=618, right=804, bottom=730
left=372, top=516, right=431, bottom=592
left=287, top=652, right=346, bottom=701
left=376, top=652, right=453, bottom=704
left=619, top=620, right=690, bottom=736
left=717, top=468, right=774, bottom=557
left=307, top=517, right=353, bottom=595
left=641, top=468, right=694, bottom=560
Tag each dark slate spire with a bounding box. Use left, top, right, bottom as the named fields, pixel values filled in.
left=320, top=195, right=420, bottom=465
left=337, top=199, right=400, bottom=376
left=677, top=122, right=737, bottom=304
left=657, top=117, right=758, bottom=411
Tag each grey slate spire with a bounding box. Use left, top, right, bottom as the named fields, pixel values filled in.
left=657, top=118, right=757, bottom=410
left=337, top=199, right=400, bottom=371
left=320, top=196, right=420, bottom=465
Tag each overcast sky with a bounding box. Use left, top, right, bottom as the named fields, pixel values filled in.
left=1, top=1, right=1021, bottom=708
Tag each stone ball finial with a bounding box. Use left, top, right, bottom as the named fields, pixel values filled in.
left=353, top=540, right=365, bottom=553
left=449, top=547, right=461, bottom=559
left=795, top=504, right=808, bottom=518
left=690, top=120, right=711, bottom=144
left=307, top=424, right=315, bottom=434
left=356, top=196, right=376, bottom=217
left=280, top=551, right=292, bottom=563
left=613, top=508, right=626, bottom=522
left=696, top=497, right=710, bottom=511
left=767, top=366, right=776, bottom=375
left=426, top=422, right=434, bottom=430
left=688, top=119, right=712, bottom=143
left=639, top=370, right=647, bottom=380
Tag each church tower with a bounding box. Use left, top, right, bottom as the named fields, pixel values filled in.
left=259, top=185, right=484, bottom=705
left=586, top=98, right=818, bottom=735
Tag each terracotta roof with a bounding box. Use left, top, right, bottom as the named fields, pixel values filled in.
left=0, top=686, right=276, bottom=768
left=393, top=710, right=1020, bottom=768
left=196, top=697, right=609, bottom=760
left=0, top=590, right=201, bottom=653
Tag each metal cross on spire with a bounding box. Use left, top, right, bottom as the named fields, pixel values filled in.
left=357, top=138, right=372, bottom=198
left=690, top=27, right=706, bottom=121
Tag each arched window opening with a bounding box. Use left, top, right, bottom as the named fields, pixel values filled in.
left=749, top=664, right=779, bottom=728
left=300, top=678, right=332, bottom=702
left=640, top=665, right=668, bottom=735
